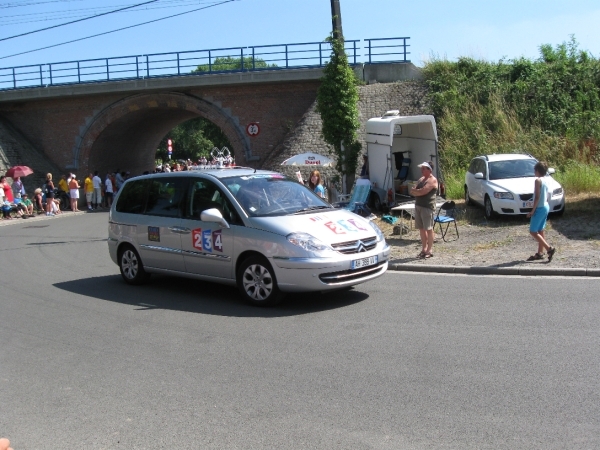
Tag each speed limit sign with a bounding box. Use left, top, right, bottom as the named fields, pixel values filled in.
left=246, top=122, right=260, bottom=137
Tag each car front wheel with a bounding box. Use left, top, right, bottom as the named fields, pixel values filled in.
left=237, top=255, right=282, bottom=306
left=484, top=195, right=496, bottom=219
left=119, top=246, right=150, bottom=285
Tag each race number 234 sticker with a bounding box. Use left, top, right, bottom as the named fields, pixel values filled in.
left=192, top=229, right=223, bottom=253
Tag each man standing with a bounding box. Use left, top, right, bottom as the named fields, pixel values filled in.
left=92, top=171, right=102, bottom=209
left=410, top=161, right=439, bottom=259
left=84, top=173, right=94, bottom=211
left=115, top=170, right=125, bottom=192
left=104, top=173, right=114, bottom=208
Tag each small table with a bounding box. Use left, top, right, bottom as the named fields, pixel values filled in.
left=391, top=201, right=446, bottom=235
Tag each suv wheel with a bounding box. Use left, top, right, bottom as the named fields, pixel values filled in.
left=484, top=195, right=496, bottom=219
left=237, top=255, right=282, bottom=306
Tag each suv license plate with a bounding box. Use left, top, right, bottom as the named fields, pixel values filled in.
left=352, top=256, right=378, bottom=270
left=522, top=201, right=534, bottom=208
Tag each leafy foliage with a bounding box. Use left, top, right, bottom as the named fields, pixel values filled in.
left=423, top=37, right=600, bottom=181
left=316, top=35, right=362, bottom=184
left=155, top=117, right=231, bottom=162
left=194, top=56, right=276, bottom=72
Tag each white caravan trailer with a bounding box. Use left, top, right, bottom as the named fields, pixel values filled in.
left=365, top=112, right=440, bottom=208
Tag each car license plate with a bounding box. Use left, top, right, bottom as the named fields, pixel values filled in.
left=522, top=201, right=534, bottom=208
left=352, top=255, right=378, bottom=270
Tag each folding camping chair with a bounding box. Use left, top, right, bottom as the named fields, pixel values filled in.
left=334, top=178, right=372, bottom=217
left=434, top=200, right=459, bottom=241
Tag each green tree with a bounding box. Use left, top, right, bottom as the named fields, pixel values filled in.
left=156, top=117, right=231, bottom=163
left=316, top=35, right=362, bottom=193
left=194, top=56, right=276, bottom=72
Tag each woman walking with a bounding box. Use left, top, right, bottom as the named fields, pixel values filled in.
left=526, top=161, right=556, bottom=262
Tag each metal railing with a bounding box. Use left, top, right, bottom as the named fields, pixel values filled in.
left=0, top=37, right=410, bottom=91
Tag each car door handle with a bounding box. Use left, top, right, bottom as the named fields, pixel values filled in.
left=168, top=226, right=191, bottom=234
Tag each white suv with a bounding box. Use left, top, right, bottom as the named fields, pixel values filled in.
left=464, top=154, right=565, bottom=219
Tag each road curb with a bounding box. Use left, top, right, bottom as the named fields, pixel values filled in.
left=389, top=263, right=600, bottom=277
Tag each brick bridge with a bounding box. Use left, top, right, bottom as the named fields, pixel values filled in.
left=0, top=63, right=424, bottom=188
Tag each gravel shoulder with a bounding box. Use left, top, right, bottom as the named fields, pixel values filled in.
left=378, top=194, right=600, bottom=269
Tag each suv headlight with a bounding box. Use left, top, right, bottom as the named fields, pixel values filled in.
left=493, top=192, right=514, bottom=200
left=552, top=187, right=564, bottom=196
left=287, top=232, right=334, bottom=255
left=369, top=220, right=385, bottom=242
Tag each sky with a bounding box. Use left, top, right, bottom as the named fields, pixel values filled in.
left=0, top=0, right=599, bottom=70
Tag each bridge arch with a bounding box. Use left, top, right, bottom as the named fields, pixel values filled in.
left=75, top=92, right=252, bottom=175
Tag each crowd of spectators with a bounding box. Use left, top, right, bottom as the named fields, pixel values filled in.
left=1, top=156, right=236, bottom=221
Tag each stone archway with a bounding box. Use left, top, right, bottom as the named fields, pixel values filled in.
left=75, top=92, right=252, bottom=175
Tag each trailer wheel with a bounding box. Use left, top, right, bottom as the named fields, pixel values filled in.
left=369, top=192, right=382, bottom=212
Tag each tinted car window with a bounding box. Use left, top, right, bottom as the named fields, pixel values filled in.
left=115, top=179, right=149, bottom=214
left=474, top=159, right=487, bottom=177
left=468, top=160, right=477, bottom=174
left=186, top=178, right=241, bottom=225
left=489, top=159, right=536, bottom=180
left=145, top=178, right=185, bottom=217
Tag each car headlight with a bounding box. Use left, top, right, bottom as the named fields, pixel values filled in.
left=369, top=220, right=385, bottom=242
left=493, top=192, right=514, bottom=200
left=287, top=232, right=334, bottom=255
left=552, top=187, right=564, bottom=196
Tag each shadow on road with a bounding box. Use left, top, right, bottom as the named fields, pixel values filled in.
left=54, top=274, right=369, bottom=318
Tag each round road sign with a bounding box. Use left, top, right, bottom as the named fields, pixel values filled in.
left=246, top=123, right=260, bottom=137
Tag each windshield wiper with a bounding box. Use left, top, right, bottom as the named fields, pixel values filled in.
left=293, top=205, right=331, bottom=214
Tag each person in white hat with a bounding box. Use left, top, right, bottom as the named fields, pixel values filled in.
left=410, top=161, right=439, bottom=258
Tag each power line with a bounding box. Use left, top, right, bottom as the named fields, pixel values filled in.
left=0, top=0, right=160, bottom=42
left=0, top=0, right=220, bottom=22
left=0, top=0, right=239, bottom=61
left=0, top=0, right=86, bottom=8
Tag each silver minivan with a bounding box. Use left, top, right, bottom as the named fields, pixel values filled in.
left=108, top=168, right=389, bottom=305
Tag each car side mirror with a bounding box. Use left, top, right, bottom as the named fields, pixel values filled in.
left=474, top=172, right=485, bottom=179
left=547, top=168, right=556, bottom=175
left=200, top=208, right=230, bottom=229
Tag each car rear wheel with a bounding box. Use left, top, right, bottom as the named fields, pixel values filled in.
left=119, top=246, right=150, bottom=285
left=464, top=186, right=473, bottom=206
left=484, top=195, right=496, bottom=219
left=237, top=255, right=282, bottom=306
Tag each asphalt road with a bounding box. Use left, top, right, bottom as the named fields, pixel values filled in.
left=1, top=213, right=599, bottom=449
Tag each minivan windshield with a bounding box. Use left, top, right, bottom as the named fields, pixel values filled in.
left=222, top=174, right=331, bottom=217
left=488, top=159, right=537, bottom=180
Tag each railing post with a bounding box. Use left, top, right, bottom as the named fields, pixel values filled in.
left=240, top=48, right=244, bottom=71
left=136, top=56, right=139, bottom=79
left=12, top=67, right=16, bottom=89
left=77, top=61, right=81, bottom=83
left=403, top=38, right=407, bottom=62
left=106, top=59, right=109, bottom=81
left=353, top=41, right=357, bottom=65
left=209, top=50, right=212, bottom=73
left=319, top=42, right=322, bottom=66
left=285, top=45, right=289, bottom=68
left=252, top=47, right=256, bottom=70
left=39, top=65, right=43, bottom=87
left=177, top=53, right=180, bottom=75
left=146, top=55, right=150, bottom=78
left=367, top=39, right=372, bottom=64
left=49, top=64, right=53, bottom=85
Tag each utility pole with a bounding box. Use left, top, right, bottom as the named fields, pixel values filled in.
left=330, top=0, right=343, bottom=39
